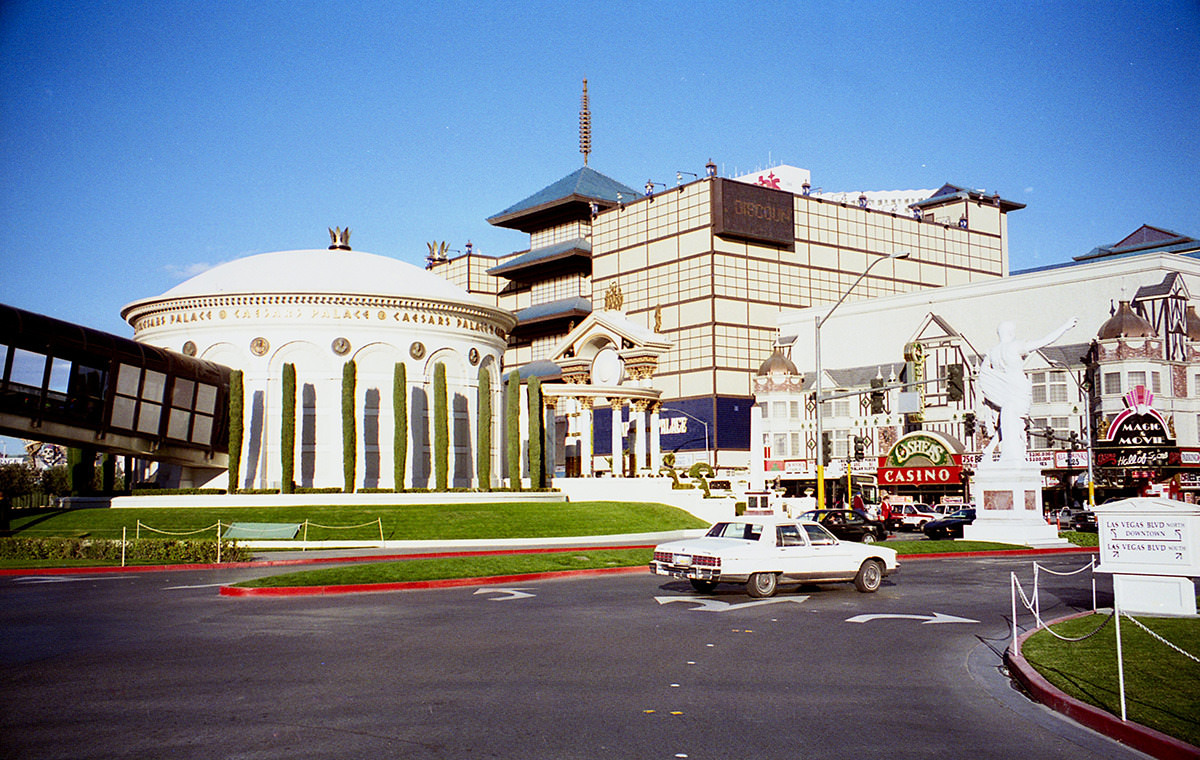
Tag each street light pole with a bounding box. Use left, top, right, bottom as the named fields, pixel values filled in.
left=1047, top=359, right=1096, bottom=507
left=814, top=251, right=910, bottom=509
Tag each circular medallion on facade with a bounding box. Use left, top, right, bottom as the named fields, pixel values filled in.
left=182, top=341, right=197, bottom=357
left=468, top=347, right=480, bottom=366
left=332, top=337, right=351, bottom=355
left=591, top=346, right=623, bottom=385
left=250, top=337, right=270, bottom=356
left=409, top=341, right=426, bottom=359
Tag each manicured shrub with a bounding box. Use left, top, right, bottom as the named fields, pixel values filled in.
left=0, top=537, right=250, bottom=564
left=342, top=360, right=357, bottom=493
left=393, top=362, right=408, bottom=491
left=433, top=363, right=448, bottom=491
left=281, top=363, right=296, bottom=494
left=227, top=370, right=244, bottom=493
left=477, top=367, right=491, bottom=490
left=527, top=376, right=543, bottom=489
left=506, top=370, right=521, bottom=489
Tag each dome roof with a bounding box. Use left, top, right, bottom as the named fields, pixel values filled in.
left=152, top=249, right=480, bottom=304
left=1097, top=301, right=1155, bottom=340
left=757, top=347, right=799, bottom=376
left=1187, top=305, right=1200, bottom=341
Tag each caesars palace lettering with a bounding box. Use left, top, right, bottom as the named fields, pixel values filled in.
left=137, top=308, right=499, bottom=336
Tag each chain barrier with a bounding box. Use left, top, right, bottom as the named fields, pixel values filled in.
left=1011, top=572, right=1113, bottom=642
left=136, top=520, right=220, bottom=538
left=1121, top=613, right=1200, bottom=665
left=300, top=517, right=385, bottom=546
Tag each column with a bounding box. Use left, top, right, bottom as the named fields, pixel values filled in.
left=611, top=399, right=623, bottom=477
left=543, top=397, right=557, bottom=485
left=632, top=400, right=647, bottom=477
left=580, top=397, right=594, bottom=478
left=649, top=402, right=661, bottom=474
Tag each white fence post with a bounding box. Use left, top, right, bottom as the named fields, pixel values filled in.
left=1114, top=601, right=1127, bottom=722
left=121, top=526, right=126, bottom=567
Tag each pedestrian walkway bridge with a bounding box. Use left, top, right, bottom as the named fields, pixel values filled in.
left=0, top=302, right=232, bottom=469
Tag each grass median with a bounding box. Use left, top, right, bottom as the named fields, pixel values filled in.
left=1021, top=613, right=1200, bottom=747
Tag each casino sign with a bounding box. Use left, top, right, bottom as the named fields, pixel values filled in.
left=877, top=431, right=963, bottom=486
left=1096, top=386, right=1180, bottom=470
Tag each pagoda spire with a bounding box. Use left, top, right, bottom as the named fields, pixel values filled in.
left=579, top=78, right=591, bottom=166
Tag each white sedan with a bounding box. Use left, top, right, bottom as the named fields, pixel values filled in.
left=650, top=516, right=898, bottom=597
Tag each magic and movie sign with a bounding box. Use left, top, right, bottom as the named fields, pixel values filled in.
left=877, top=432, right=962, bottom=486
left=711, top=178, right=795, bottom=249
left=1095, top=386, right=1178, bottom=470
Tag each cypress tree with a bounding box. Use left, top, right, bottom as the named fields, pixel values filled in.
left=506, top=370, right=521, bottom=489
left=476, top=366, right=491, bottom=490
left=281, top=363, right=296, bottom=494
left=433, top=362, right=448, bottom=491
left=227, top=370, right=243, bottom=493
left=393, top=362, right=407, bottom=491
left=527, top=376, right=543, bottom=490
left=342, top=360, right=357, bottom=493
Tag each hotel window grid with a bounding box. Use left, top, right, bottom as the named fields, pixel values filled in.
left=1103, top=372, right=1121, bottom=396
left=1128, top=371, right=1146, bottom=391
left=1031, top=371, right=1069, bottom=404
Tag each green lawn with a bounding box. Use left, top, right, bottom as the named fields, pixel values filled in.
left=5, top=501, right=709, bottom=542
left=234, top=548, right=653, bottom=588
left=1022, top=613, right=1200, bottom=747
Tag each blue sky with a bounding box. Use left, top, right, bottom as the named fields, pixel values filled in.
left=1, top=0, right=1198, bottom=342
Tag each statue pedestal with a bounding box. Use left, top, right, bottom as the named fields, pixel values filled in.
left=964, top=461, right=1069, bottom=547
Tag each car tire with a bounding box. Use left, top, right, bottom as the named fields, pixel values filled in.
left=853, top=560, right=884, bottom=593
left=746, top=572, right=778, bottom=598
left=861, top=532, right=877, bottom=544
left=916, top=520, right=928, bottom=530
left=689, top=579, right=717, bottom=593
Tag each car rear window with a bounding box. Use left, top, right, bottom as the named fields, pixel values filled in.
left=706, top=522, right=763, bottom=541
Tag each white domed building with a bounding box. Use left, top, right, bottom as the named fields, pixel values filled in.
left=121, top=233, right=516, bottom=490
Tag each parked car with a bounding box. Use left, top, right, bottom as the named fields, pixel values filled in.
left=795, top=509, right=888, bottom=543
left=891, top=503, right=940, bottom=532
left=650, top=516, right=899, bottom=597
left=923, top=508, right=976, bottom=540
left=1069, top=510, right=1097, bottom=532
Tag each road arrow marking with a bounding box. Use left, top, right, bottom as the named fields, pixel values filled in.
left=655, top=596, right=809, bottom=612
left=474, top=587, right=536, bottom=601
left=845, top=612, right=979, bottom=625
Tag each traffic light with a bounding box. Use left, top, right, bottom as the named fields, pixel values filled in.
left=946, top=363, right=964, bottom=402
left=869, top=377, right=885, bottom=414
left=963, top=411, right=976, bottom=437
left=821, top=431, right=832, bottom=466
left=853, top=436, right=865, bottom=461
left=1069, top=430, right=1079, bottom=449
left=1044, top=426, right=1055, bottom=446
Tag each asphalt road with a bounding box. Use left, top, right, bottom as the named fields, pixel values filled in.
left=0, top=554, right=1148, bottom=760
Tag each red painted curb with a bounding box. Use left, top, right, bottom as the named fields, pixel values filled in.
left=219, top=564, right=647, bottom=597
left=1007, top=612, right=1200, bottom=760
left=900, top=546, right=1098, bottom=561
left=0, top=544, right=657, bottom=576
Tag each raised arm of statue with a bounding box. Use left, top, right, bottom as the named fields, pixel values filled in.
left=1022, top=317, right=1078, bottom=354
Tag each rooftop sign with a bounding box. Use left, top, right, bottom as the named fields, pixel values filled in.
left=712, top=179, right=794, bottom=250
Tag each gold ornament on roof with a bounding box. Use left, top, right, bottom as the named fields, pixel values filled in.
left=604, top=282, right=623, bottom=311
left=328, top=227, right=351, bottom=250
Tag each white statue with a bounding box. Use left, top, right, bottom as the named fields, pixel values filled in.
left=977, top=317, right=1077, bottom=464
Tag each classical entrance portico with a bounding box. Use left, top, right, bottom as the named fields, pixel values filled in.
left=541, top=302, right=671, bottom=477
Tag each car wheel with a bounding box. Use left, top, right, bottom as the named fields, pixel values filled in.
left=916, top=520, right=928, bottom=530
left=861, top=532, right=877, bottom=544
left=689, top=579, right=717, bottom=593
left=746, top=572, right=778, bottom=598
left=853, top=560, right=884, bottom=593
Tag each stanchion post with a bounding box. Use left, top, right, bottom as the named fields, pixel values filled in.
left=1114, top=602, right=1127, bottom=722
left=136, top=520, right=141, bottom=540
left=1033, top=564, right=1041, bottom=626
left=216, top=520, right=222, bottom=564
left=122, top=526, right=127, bottom=567
left=1010, top=573, right=1018, bottom=655
left=303, top=519, right=309, bottom=551
left=378, top=517, right=384, bottom=543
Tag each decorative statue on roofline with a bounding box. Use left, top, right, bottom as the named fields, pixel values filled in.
left=977, top=317, right=1077, bottom=465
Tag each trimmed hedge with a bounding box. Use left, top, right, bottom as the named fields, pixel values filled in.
left=228, top=370, right=244, bottom=493
left=393, top=362, right=408, bottom=491
left=281, top=363, right=296, bottom=494
left=0, top=537, right=250, bottom=564
left=477, top=366, right=491, bottom=490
